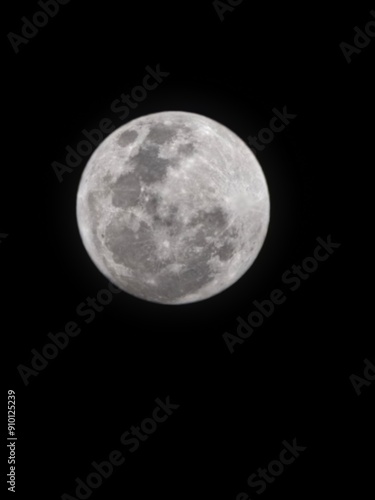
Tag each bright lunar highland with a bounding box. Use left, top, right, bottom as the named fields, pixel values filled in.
left=76, top=111, right=270, bottom=304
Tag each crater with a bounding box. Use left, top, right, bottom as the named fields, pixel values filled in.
left=87, top=192, right=98, bottom=219
left=146, top=124, right=177, bottom=145
left=111, top=172, right=141, bottom=208
left=217, top=240, right=236, bottom=261
left=215, top=225, right=238, bottom=261
left=130, top=145, right=169, bottom=184
left=86, top=191, right=102, bottom=249
left=150, top=202, right=179, bottom=233
left=105, top=219, right=157, bottom=274
left=178, top=143, right=195, bottom=156
left=162, top=204, right=179, bottom=227
left=189, top=206, right=228, bottom=232
left=187, top=228, right=207, bottom=251
left=145, top=194, right=159, bottom=214
left=154, top=259, right=214, bottom=302
left=117, top=129, right=138, bottom=147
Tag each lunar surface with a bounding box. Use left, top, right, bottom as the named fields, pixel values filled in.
left=76, top=111, right=270, bottom=304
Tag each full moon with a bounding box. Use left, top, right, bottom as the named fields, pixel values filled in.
left=76, top=111, right=270, bottom=304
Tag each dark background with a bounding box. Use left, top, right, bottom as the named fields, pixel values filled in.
left=3, top=1, right=373, bottom=499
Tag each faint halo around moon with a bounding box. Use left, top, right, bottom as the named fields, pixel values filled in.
left=76, top=111, right=270, bottom=305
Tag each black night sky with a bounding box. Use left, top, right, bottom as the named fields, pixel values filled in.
left=3, top=2, right=373, bottom=500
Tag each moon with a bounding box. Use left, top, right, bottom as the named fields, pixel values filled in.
left=76, top=111, right=270, bottom=305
